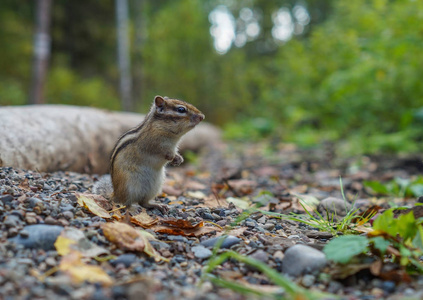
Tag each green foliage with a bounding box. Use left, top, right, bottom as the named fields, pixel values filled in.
left=45, top=67, right=121, bottom=110
left=203, top=250, right=333, bottom=299
left=364, top=176, right=423, bottom=198
left=323, top=235, right=369, bottom=264
left=324, top=208, right=423, bottom=272
left=1, top=0, right=423, bottom=155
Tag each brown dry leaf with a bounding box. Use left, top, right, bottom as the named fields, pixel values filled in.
left=162, top=185, right=183, bottom=196
left=160, top=218, right=203, bottom=229
left=60, top=251, right=113, bottom=285
left=101, top=222, right=168, bottom=262
left=185, top=180, right=207, bottom=190
left=227, top=179, right=257, bottom=195
left=149, top=218, right=220, bottom=237
left=102, top=222, right=145, bottom=252
left=18, top=178, right=31, bottom=191
left=131, top=210, right=159, bottom=228
left=329, top=263, right=372, bottom=280
left=354, top=225, right=374, bottom=234
left=150, top=224, right=218, bottom=237
left=75, top=193, right=112, bottom=219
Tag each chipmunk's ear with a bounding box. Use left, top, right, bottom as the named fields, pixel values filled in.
left=154, top=96, right=166, bottom=109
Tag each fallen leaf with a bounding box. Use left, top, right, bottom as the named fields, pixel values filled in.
left=55, top=228, right=110, bottom=257
left=290, top=192, right=319, bottom=211
left=102, top=222, right=145, bottom=252
left=150, top=224, right=218, bottom=237
left=101, top=222, right=168, bottom=262
left=160, top=218, right=203, bottom=229
left=75, top=193, right=112, bottom=219
left=186, top=191, right=207, bottom=199
left=185, top=180, right=207, bottom=190
left=55, top=236, right=77, bottom=256
left=226, top=197, right=251, bottom=209
left=131, top=210, right=159, bottom=228
left=60, top=251, right=113, bottom=285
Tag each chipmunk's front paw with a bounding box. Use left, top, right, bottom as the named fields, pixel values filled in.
left=170, top=153, right=184, bottom=166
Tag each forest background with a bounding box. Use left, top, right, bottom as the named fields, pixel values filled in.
left=1, top=0, right=422, bottom=155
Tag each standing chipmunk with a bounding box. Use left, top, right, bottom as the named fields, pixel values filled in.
left=93, top=95, right=204, bottom=212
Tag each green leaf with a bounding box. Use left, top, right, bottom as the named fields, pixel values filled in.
left=412, top=225, right=423, bottom=250
left=370, top=236, right=390, bottom=254
left=323, top=235, right=369, bottom=264
left=408, top=184, right=423, bottom=197
left=373, top=209, right=396, bottom=236
left=397, top=211, right=417, bottom=241
left=363, top=181, right=390, bottom=195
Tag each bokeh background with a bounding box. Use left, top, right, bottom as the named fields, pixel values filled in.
left=1, top=0, right=423, bottom=155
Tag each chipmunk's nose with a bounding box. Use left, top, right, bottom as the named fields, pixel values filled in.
left=192, top=113, right=205, bottom=124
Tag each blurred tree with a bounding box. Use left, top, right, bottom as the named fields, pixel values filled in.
left=29, top=0, right=52, bottom=105
left=116, top=0, right=133, bottom=111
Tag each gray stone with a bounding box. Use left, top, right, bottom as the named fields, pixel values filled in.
left=192, top=245, right=212, bottom=259
left=200, top=235, right=241, bottom=249
left=9, top=224, right=64, bottom=250
left=110, top=254, right=137, bottom=267
left=301, top=274, right=315, bottom=287
left=282, top=244, right=327, bottom=277
left=317, top=197, right=352, bottom=219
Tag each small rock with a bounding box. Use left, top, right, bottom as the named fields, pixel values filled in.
left=62, top=211, right=74, bottom=220
left=273, top=250, right=284, bottom=260
left=45, top=257, right=56, bottom=267
left=201, top=235, right=241, bottom=249
left=317, top=197, right=352, bottom=218
left=249, top=249, right=268, bottom=263
left=192, top=245, right=212, bottom=259
left=4, top=215, right=22, bottom=228
left=27, top=197, right=43, bottom=208
left=301, top=274, right=315, bottom=287
left=44, top=216, right=57, bottom=225
left=263, top=223, right=275, bottom=231
left=167, top=235, right=188, bottom=243
left=381, top=281, right=396, bottom=293
left=327, top=281, right=343, bottom=294
left=0, top=195, right=13, bottom=205
left=287, top=235, right=300, bottom=240
left=257, top=216, right=267, bottom=224
left=9, top=224, right=64, bottom=250
left=282, top=244, right=327, bottom=277
left=110, top=254, right=137, bottom=267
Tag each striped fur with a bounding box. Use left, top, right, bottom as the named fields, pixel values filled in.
left=108, top=95, right=204, bottom=208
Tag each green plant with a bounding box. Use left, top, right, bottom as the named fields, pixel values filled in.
left=364, top=176, right=423, bottom=198
left=324, top=208, right=423, bottom=272
left=261, top=178, right=374, bottom=235
left=203, top=250, right=333, bottom=300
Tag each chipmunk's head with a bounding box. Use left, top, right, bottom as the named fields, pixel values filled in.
left=152, top=95, right=205, bottom=136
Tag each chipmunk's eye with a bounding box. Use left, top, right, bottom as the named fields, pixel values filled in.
left=177, top=106, right=187, bottom=113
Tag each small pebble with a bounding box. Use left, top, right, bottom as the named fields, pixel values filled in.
left=191, top=245, right=212, bottom=259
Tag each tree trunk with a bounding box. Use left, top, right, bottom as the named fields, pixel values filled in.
left=116, top=0, right=133, bottom=111
left=28, top=0, right=52, bottom=104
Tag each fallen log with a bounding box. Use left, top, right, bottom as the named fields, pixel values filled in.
left=0, top=105, right=220, bottom=174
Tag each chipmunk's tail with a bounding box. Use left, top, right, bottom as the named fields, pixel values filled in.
left=92, top=175, right=113, bottom=200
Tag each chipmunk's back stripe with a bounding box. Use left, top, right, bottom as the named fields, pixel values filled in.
left=110, top=138, right=137, bottom=170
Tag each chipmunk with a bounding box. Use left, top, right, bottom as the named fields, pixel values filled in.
left=93, top=95, right=204, bottom=212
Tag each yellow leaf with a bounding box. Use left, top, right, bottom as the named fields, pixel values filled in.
left=55, top=236, right=77, bottom=256
left=75, top=193, right=112, bottom=219
left=60, top=251, right=113, bottom=286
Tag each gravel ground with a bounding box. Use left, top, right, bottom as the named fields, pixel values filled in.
left=1, top=145, right=423, bottom=300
